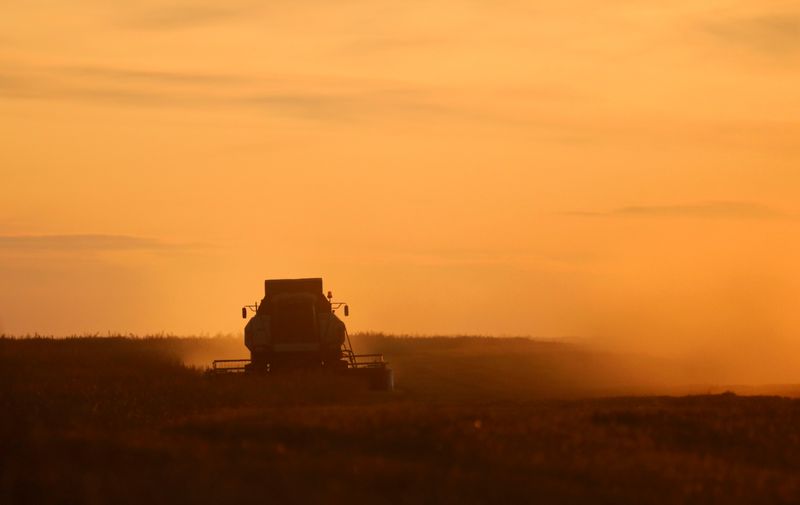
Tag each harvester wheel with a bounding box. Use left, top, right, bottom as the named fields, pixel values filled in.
left=368, top=367, right=394, bottom=391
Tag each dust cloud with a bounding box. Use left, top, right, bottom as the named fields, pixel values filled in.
left=572, top=221, right=800, bottom=386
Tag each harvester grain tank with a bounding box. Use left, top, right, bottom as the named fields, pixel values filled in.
left=211, top=278, right=392, bottom=390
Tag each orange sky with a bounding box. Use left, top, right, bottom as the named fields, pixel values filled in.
left=1, top=0, right=799, bottom=376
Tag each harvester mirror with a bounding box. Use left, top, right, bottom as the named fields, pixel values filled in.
left=327, top=290, right=333, bottom=300
left=344, top=305, right=349, bottom=317
left=241, top=307, right=247, bottom=319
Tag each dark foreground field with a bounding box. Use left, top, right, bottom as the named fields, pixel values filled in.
left=2, top=336, right=800, bottom=504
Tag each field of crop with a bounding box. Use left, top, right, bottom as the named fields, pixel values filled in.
left=2, top=335, right=800, bottom=504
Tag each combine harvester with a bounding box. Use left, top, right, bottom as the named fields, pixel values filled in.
left=211, top=278, right=393, bottom=391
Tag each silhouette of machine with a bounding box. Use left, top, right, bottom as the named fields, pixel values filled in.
left=210, top=278, right=392, bottom=390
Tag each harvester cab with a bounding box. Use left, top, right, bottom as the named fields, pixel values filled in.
left=211, top=278, right=392, bottom=391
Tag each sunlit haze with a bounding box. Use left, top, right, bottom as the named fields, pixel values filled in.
left=1, top=0, right=798, bottom=380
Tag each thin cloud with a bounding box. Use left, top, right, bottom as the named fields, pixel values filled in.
left=0, top=75, right=447, bottom=121
left=242, top=88, right=560, bottom=126
left=0, top=65, right=240, bottom=108
left=566, top=201, right=787, bottom=220
left=0, top=234, right=188, bottom=252
left=59, top=66, right=246, bottom=85
left=342, top=36, right=448, bottom=55
left=705, top=11, right=800, bottom=56
left=0, top=64, right=470, bottom=122
left=243, top=89, right=452, bottom=121
left=615, top=202, right=785, bottom=219
left=0, top=73, right=25, bottom=92
left=0, top=63, right=581, bottom=130
left=121, top=4, right=258, bottom=30
left=0, top=66, right=179, bottom=106
left=0, top=81, right=185, bottom=107
left=245, top=93, right=374, bottom=121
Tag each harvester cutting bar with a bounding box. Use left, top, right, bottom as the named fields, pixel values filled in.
left=210, top=355, right=387, bottom=374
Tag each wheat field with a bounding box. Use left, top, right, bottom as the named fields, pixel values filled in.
left=2, top=335, right=799, bottom=504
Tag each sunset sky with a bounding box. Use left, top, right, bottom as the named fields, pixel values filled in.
left=1, top=0, right=798, bottom=373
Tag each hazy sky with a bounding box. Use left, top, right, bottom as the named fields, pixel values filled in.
left=1, top=0, right=799, bottom=373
